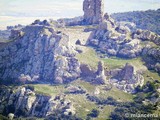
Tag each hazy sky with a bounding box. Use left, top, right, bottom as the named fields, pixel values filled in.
left=0, top=0, right=160, bottom=18
left=0, top=0, right=159, bottom=29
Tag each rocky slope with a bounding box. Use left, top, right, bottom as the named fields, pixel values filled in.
left=142, top=46, right=160, bottom=74
left=88, top=13, right=160, bottom=58
left=108, top=63, right=144, bottom=93
left=0, top=86, right=75, bottom=118
left=0, top=0, right=160, bottom=119
left=0, top=24, right=80, bottom=84
left=88, top=13, right=141, bottom=58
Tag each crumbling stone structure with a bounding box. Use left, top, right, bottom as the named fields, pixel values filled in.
left=83, top=0, right=104, bottom=24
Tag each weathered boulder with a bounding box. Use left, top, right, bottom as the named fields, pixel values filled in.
left=133, top=29, right=160, bottom=45
left=80, top=64, right=96, bottom=79
left=94, top=87, right=100, bottom=95
left=80, top=61, right=105, bottom=84
left=117, top=21, right=136, bottom=32
left=142, top=46, right=160, bottom=74
left=118, top=63, right=135, bottom=81
left=96, top=61, right=104, bottom=75
left=118, top=39, right=142, bottom=58
left=104, top=13, right=115, bottom=27
left=8, top=113, right=14, bottom=120
left=89, top=39, right=99, bottom=46
left=115, top=25, right=130, bottom=34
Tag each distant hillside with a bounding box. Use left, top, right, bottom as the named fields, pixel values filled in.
left=111, top=9, right=160, bottom=35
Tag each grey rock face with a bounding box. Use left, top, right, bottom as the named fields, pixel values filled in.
left=133, top=29, right=160, bottom=45
left=117, top=22, right=136, bottom=32
left=142, top=46, right=160, bottom=74
left=80, top=61, right=105, bottom=85
left=109, top=63, right=144, bottom=93
left=83, top=0, right=104, bottom=24
left=0, top=86, right=75, bottom=117
left=0, top=25, right=80, bottom=84
left=117, top=63, right=135, bottom=81
left=88, top=14, right=143, bottom=58
left=118, top=39, right=142, bottom=58
left=80, top=64, right=96, bottom=79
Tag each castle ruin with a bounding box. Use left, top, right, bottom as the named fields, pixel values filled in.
left=83, top=0, right=104, bottom=24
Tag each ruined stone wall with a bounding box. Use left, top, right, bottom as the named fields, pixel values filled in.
left=83, top=0, right=104, bottom=24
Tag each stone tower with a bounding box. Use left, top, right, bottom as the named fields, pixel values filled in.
left=83, top=0, right=104, bottom=24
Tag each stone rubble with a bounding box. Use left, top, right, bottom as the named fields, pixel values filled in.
left=109, top=63, right=144, bottom=93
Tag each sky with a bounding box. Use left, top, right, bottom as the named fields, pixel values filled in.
left=0, top=0, right=160, bottom=29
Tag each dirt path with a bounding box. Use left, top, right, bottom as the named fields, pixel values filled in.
left=58, top=26, right=92, bottom=49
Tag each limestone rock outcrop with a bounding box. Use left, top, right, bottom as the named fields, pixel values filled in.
left=109, top=63, right=144, bottom=93
left=80, top=61, right=105, bottom=85
left=132, top=29, right=160, bottom=45
left=0, top=86, right=75, bottom=118
left=88, top=13, right=143, bottom=58
left=142, top=46, right=160, bottom=74
left=83, top=0, right=104, bottom=24
left=88, top=11, right=160, bottom=59
left=0, top=25, right=80, bottom=84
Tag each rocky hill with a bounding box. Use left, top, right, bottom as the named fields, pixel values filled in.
left=0, top=0, right=160, bottom=120
left=0, top=24, right=80, bottom=84
left=112, top=9, right=160, bottom=35
left=88, top=13, right=160, bottom=58
left=0, top=86, right=76, bottom=119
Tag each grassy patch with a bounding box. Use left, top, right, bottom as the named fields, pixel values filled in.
left=102, top=57, right=160, bottom=83
left=71, top=80, right=133, bottom=102
left=76, top=47, right=99, bottom=69
left=71, top=79, right=96, bottom=93
left=25, top=81, right=118, bottom=119
left=142, top=70, right=160, bottom=83
left=29, top=84, right=66, bottom=97
left=21, top=55, right=159, bottom=119
left=97, top=86, right=134, bottom=102
left=102, top=57, right=145, bottom=70
left=97, top=105, right=115, bottom=120
left=66, top=94, right=97, bottom=119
